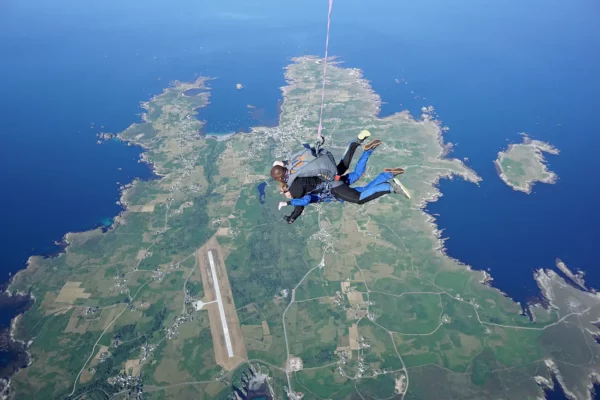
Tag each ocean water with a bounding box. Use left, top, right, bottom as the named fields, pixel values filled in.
left=1, top=0, right=598, bottom=396
left=410, top=1, right=600, bottom=303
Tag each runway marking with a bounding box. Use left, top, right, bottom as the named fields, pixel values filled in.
left=208, top=250, right=234, bottom=358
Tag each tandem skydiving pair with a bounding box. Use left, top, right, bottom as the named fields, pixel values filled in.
left=270, top=130, right=411, bottom=224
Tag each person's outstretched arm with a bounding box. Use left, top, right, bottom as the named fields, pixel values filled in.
left=288, top=196, right=311, bottom=207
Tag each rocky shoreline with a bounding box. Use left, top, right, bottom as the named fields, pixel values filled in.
left=0, top=290, right=33, bottom=398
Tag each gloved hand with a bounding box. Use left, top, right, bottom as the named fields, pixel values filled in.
left=284, top=215, right=295, bottom=224
left=278, top=202, right=287, bottom=211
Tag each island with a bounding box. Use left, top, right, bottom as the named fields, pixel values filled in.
left=7, top=57, right=600, bottom=400
left=495, top=133, right=560, bottom=193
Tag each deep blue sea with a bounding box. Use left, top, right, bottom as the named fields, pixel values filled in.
left=1, top=0, right=599, bottom=394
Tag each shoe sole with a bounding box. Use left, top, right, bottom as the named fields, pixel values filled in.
left=384, top=168, right=405, bottom=175
left=363, top=139, right=382, bottom=151
left=393, top=178, right=411, bottom=199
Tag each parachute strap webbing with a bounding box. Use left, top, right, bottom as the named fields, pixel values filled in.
left=316, top=0, right=333, bottom=140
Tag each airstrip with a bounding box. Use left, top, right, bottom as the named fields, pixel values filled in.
left=196, top=236, right=247, bottom=370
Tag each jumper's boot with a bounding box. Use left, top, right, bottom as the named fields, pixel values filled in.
left=357, top=129, right=371, bottom=143
left=384, top=167, right=405, bottom=177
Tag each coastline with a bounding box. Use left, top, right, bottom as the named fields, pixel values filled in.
left=9, top=77, right=208, bottom=286
left=1, top=103, right=164, bottom=394
left=2, top=75, right=244, bottom=394
left=0, top=292, right=33, bottom=399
